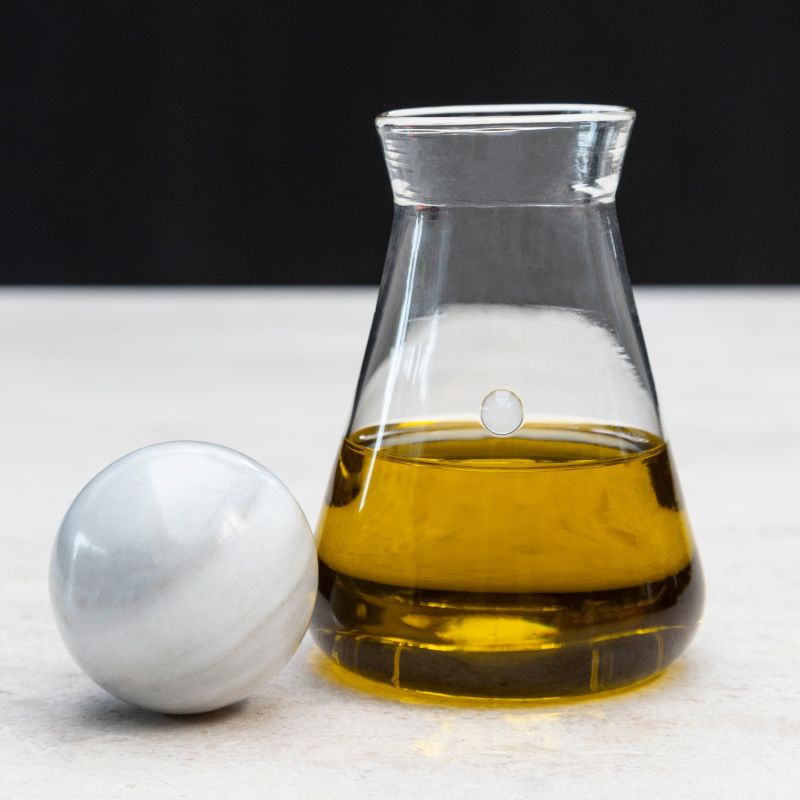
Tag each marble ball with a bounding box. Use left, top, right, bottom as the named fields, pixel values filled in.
left=49, top=441, right=317, bottom=714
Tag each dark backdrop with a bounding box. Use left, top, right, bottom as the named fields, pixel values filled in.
left=2, top=2, right=796, bottom=285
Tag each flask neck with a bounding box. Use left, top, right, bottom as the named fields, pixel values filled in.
left=384, top=202, right=629, bottom=311
left=377, top=105, right=634, bottom=207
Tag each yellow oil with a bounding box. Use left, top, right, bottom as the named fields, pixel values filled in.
left=313, top=421, right=703, bottom=698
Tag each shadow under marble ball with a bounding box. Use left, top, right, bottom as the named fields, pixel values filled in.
left=50, top=441, right=317, bottom=714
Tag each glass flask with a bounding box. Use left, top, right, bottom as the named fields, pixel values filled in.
left=313, top=105, right=704, bottom=699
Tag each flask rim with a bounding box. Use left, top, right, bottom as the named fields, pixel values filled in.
left=377, top=104, right=635, bottom=127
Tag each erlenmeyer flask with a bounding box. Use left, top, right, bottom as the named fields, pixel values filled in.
left=313, top=105, right=704, bottom=698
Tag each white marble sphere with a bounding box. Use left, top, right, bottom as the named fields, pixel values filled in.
left=49, top=441, right=317, bottom=714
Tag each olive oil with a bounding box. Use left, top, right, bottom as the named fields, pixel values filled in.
left=313, top=421, right=703, bottom=698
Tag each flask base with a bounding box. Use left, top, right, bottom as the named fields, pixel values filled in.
left=312, top=560, right=702, bottom=699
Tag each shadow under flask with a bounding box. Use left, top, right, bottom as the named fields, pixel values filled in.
left=312, top=105, right=704, bottom=698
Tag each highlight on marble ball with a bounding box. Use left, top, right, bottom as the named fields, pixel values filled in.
left=49, top=441, right=317, bottom=715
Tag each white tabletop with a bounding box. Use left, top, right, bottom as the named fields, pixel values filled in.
left=1, top=287, right=798, bottom=799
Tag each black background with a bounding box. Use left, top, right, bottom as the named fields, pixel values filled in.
left=1, top=2, right=796, bottom=285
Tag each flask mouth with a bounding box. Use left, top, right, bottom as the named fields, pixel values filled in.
left=377, top=104, right=635, bottom=206
left=377, top=104, right=635, bottom=128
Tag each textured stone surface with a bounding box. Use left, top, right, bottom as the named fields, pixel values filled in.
left=0, top=288, right=798, bottom=798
